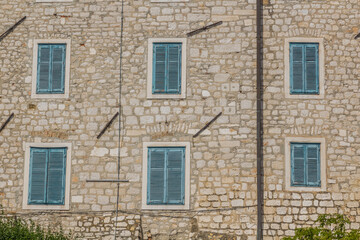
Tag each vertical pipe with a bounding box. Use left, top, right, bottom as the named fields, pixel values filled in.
left=256, top=0, right=264, bottom=239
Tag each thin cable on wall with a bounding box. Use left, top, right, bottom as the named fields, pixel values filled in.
left=114, top=0, right=125, bottom=239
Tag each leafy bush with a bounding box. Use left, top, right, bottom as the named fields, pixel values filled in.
left=283, top=214, right=360, bottom=240
left=0, top=213, right=72, bottom=240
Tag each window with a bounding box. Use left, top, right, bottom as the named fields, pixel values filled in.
left=29, top=147, right=67, bottom=205
left=153, top=43, right=182, bottom=95
left=290, top=43, right=319, bottom=94
left=36, top=44, right=66, bottom=94
left=284, top=38, right=324, bottom=99
left=142, top=142, right=190, bottom=210
left=147, top=147, right=185, bottom=205
left=23, top=143, right=72, bottom=210
left=284, top=137, right=326, bottom=191
left=291, top=143, right=320, bottom=187
left=147, top=38, right=187, bottom=99
left=31, top=39, right=71, bottom=99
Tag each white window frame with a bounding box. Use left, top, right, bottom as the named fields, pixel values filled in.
left=142, top=142, right=191, bottom=210
left=284, top=137, right=326, bottom=192
left=23, top=142, right=72, bottom=210
left=284, top=37, right=325, bottom=99
left=147, top=38, right=187, bottom=99
left=31, top=39, right=71, bottom=99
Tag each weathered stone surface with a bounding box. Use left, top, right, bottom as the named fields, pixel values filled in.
left=1, top=0, right=359, bottom=239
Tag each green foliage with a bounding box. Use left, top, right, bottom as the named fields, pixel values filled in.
left=283, top=214, right=360, bottom=240
left=0, top=206, right=72, bottom=240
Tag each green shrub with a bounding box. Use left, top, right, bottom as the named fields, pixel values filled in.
left=0, top=214, right=72, bottom=240
left=283, top=214, right=360, bottom=240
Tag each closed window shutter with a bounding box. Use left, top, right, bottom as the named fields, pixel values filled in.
left=153, top=44, right=167, bottom=93
left=37, top=44, right=66, bottom=94
left=47, top=148, right=67, bottom=204
left=147, top=147, right=185, bottom=205
left=153, top=43, right=182, bottom=94
left=306, top=144, right=320, bottom=186
left=166, top=148, right=184, bottom=204
left=290, top=45, right=304, bottom=93
left=291, top=144, right=305, bottom=186
left=37, top=45, right=51, bottom=93
left=305, top=45, right=318, bottom=93
left=51, top=45, right=66, bottom=93
left=291, top=143, right=321, bottom=187
left=29, top=148, right=48, bottom=204
left=167, top=44, right=181, bottom=93
left=290, top=43, right=319, bottom=94
left=148, top=148, right=166, bottom=204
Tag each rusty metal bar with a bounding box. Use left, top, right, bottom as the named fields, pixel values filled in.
left=355, top=32, right=360, bottom=39
left=187, top=21, right=223, bottom=37
left=97, top=112, right=119, bottom=139
left=0, top=113, right=14, bottom=133
left=193, top=112, right=222, bottom=138
left=0, top=16, right=26, bottom=42
left=86, top=179, right=129, bottom=183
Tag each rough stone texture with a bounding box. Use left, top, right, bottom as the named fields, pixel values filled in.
left=0, top=0, right=359, bottom=239
left=262, top=0, right=360, bottom=238
left=0, top=0, right=256, bottom=239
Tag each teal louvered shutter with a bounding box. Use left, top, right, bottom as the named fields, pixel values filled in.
left=51, top=45, right=66, bottom=93
left=29, top=148, right=48, bottom=204
left=28, top=147, right=67, bottom=205
left=290, top=45, right=304, bottom=93
left=166, top=148, right=185, bottom=204
left=306, top=144, right=320, bottom=186
left=148, top=148, right=166, bottom=204
left=167, top=44, right=181, bottom=93
left=37, top=45, right=51, bottom=93
left=304, top=44, right=318, bottom=93
left=147, top=147, right=185, bottom=205
left=37, top=44, right=66, bottom=94
left=291, top=144, right=305, bottom=186
left=290, top=43, right=319, bottom=94
left=153, top=44, right=167, bottom=93
left=152, top=43, right=182, bottom=94
left=47, top=148, right=67, bottom=204
left=291, top=143, right=321, bottom=187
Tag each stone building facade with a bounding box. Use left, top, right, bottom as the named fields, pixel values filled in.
left=261, top=0, right=360, bottom=237
left=0, top=0, right=359, bottom=239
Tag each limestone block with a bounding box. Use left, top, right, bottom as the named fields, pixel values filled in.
left=234, top=10, right=256, bottom=15
left=72, top=196, right=83, bottom=203
left=214, top=44, right=241, bottom=53
left=91, top=147, right=109, bottom=157
left=231, top=199, right=244, bottom=207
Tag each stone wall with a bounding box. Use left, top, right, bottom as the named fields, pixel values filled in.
left=1, top=0, right=360, bottom=239
left=0, top=0, right=257, bottom=239
left=262, top=0, right=360, bottom=238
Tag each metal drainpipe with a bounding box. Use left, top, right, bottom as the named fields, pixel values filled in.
left=256, top=0, right=264, bottom=239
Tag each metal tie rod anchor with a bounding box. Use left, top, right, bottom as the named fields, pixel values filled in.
left=193, top=112, right=222, bottom=138
left=0, top=16, right=26, bottom=42
left=97, top=112, right=119, bottom=139
left=187, top=21, right=223, bottom=37
left=0, top=113, right=14, bottom=133
left=86, top=179, right=129, bottom=183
